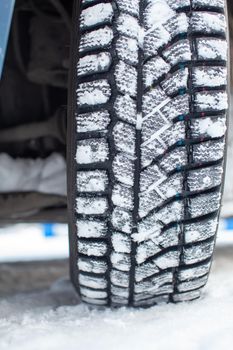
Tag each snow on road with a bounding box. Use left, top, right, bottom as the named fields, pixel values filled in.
left=0, top=245, right=233, bottom=350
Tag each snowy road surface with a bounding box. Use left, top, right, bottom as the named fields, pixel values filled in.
left=0, top=245, right=233, bottom=350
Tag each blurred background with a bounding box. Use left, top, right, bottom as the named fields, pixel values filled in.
left=0, top=0, right=72, bottom=294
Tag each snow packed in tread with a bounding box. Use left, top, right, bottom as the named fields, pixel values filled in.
left=73, top=0, right=228, bottom=306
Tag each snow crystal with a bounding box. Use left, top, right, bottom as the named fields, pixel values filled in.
left=195, top=91, right=228, bottom=112
left=77, top=80, right=111, bottom=106
left=78, top=52, right=111, bottom=76
left=115, top=61, right=137, bottom=97
left=196, top=117, right=226, bottom=138
left=132, top=222, right=162, bottom=243
left=78, top=241, right=107, bottom=257
left=117, top=13, right=141, bottom=40
left=76, top=139, right=109, bottom=164
left=197, top=38, right=227, bottom=61
left=77, top=220, right=107, bottom=238
left=80, top=287, right=107, bottom=300
left=116, top=36, right=138, bottom=65
left=112, top=183, right=133, bottom=211
left=143, top=56, right=170, bottom=88
left=78, top=257, right=107, bottom=274
left=112, top=233, right=131, bottom=254
left=77, top=171, right=108, bottom=192
left=193, top=67, right=227, bottom=88
left=111, top=270, right=129, bottom=288
left=191, top=12, right=226, bottom=34
left=81, top=3, right=113, bottom=28
left=76, top=197, right=108, bottom=215
left=111, top=252, right=131, bottom=272
left=113, top=153, right=135, bottom=187
left=112, top=208, right=133, bottom=234
left=77, top=110, right=110, bottom=133
left=113, top=122, right=136, bottom=155
left=79, top=27, right=113, bottom=52
left=79, top=274, right=107, bottom=289
left=154, top=250, right=180, bottom=269
left=145, top=0, right=175, bottom=29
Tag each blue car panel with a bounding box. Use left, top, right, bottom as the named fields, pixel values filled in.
left=0, top=0, right=15, bottom=78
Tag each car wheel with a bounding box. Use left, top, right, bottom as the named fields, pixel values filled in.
left=67, top=0, right=229, bottom=307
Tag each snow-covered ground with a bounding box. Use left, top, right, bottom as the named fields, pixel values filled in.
left=0, top=240, right=232, bottom=350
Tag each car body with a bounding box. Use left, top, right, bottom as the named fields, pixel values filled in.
left=0, top=0, right=15, bottom=77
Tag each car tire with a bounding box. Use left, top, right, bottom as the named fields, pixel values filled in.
left=67, top=0, right=229, bottom=307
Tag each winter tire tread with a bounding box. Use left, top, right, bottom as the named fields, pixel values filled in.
left=68, top=0, right=228, bottom=307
